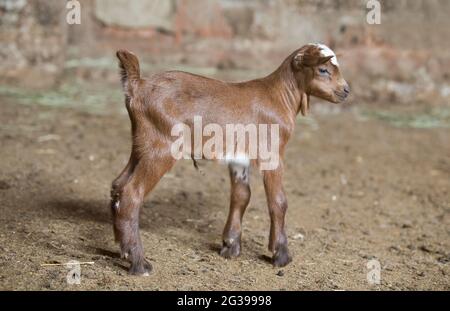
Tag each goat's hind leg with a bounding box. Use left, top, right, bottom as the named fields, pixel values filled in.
left=220, top=163, right=251, bottom=258
left=111, top=153, right=175, bottom=275
left=110, top=157, right=134, bottom=222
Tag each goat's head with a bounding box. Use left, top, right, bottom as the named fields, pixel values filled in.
left=292, top=43, right=350, bottom=104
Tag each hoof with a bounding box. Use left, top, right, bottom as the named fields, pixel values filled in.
left=129, top=259, right=152, bottom=276
left=272, top=245, right=292, bottom=267
left=220, top=239, right=241, bottom=259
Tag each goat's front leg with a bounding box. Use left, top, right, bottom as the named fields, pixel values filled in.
left=220, top=163, right=251, bottom=258
left=263, top=165, right=292, bottom=267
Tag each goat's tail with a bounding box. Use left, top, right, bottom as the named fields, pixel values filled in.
left=116, top=50, right=141, bottom=95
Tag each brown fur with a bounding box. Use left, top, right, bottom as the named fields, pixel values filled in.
left=110, top=44, right=349, bottom=275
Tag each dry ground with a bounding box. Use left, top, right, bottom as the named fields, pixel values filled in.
left=0, top=92, right=449, bottom=290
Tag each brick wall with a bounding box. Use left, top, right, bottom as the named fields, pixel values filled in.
left=1, top=0, right=449, bottom=103
left=0, top=0, right=67, bottom=87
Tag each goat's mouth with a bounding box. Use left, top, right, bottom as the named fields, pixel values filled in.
left=333, top=91, right=349, bottom=103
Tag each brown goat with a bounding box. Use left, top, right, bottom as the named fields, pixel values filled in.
left=110, top=43, right=350, bottom=275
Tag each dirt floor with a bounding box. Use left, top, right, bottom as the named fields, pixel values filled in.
left=0, top=86, right=449, bottom=290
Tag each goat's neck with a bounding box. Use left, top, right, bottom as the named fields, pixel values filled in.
left=264, top=59, right=307, bottom=122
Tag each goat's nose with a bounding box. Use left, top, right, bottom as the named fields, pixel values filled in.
left=344, top=84, right=350, bottom=95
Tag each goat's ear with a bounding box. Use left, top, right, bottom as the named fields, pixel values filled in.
left=293, top=53, right=304, bottom=70
left=294, top=52, right=333, bottom=68
left=317, top=55, right=333, bottom=65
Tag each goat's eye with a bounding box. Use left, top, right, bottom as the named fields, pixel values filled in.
left=319, top=68, right=329, bottom=75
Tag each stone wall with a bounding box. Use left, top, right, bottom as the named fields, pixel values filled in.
left=1, top=0, right=449, bottom=103
left=0, top=0, right=67, bottom=87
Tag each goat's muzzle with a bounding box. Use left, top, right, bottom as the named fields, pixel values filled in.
left=334, top=83, right=350, bottom=103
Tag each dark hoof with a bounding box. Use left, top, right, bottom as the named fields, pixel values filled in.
left=272, top=246, right=292, bottom=267
left=220, top=239, right=241, bottom=259
left=129, top=259, right=152, bottom=276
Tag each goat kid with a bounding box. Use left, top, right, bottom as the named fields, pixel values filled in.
left=111, top=43, right=350, bottom=275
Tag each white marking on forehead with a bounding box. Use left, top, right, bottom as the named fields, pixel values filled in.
left=309, top=43, right=339, bottom=67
